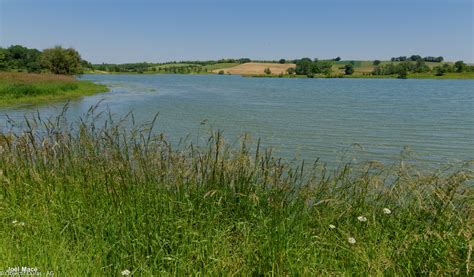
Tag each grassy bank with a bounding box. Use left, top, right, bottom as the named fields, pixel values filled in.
left=0, top=112, right=472, bottom=275
left=0, top=72, right=108, bottom=106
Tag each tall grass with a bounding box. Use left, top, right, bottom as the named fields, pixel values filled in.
left=0, top=108, right=472, bottom=275
left=0, top=72, right=108, bottom=106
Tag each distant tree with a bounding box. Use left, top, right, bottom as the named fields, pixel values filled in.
left=397, top=67, right=408, bottom=79
left=409, top=55, right=422, bottom=61
left=238, top=58, right=251, bottom=63
left=373, top=60, right=381, bottom=66
left=454, top=61, right=466, bottom=73
left=344, top=64, right=354, bottom=75
left=0, top=48, right=8, bottom=70
left=433, top=66, right=445, bottom=76
left=287, top=67, right=295, bottom=75
left=423, top=56, right=444, bottom=63
left=41, top=46, right=82, bottom=75
left=443, top=63, right=453, bottom=73
left=413, top=59, right=430, bottom=73
left=372, top=66, right=383, bottom=75
left=333, top=57, right=341, bottom=61
left=264, top=67, right=272, bottom=74
left=295, top=58, right=313, bottom=75
left=391, top=56, right=407, bottom=62
left=279, top=59, right=286, bottom=64
left=319, top=60, right=333, bottom=75
left=294, top=58, right=333, bottom=75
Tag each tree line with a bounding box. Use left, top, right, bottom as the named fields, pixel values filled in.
left=391, top=55, right=444, bottom=62
left=288, top=56, right=473, bottom=78
left=293, top=58, right=334, bottom=76
left=373, top=60, right=474, bottom=78
left=3, top=45, right=472, bottom=77
left=290, top=58, right=356, bottom=77
left=0, top=44, right=89, bottom=75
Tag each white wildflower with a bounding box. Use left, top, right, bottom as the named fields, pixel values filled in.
left=329, top=224, right=336, bottom=229
left=357, top=215, right=367, bottom=222
left=348, top=237, right=356, bottom=244
left=11, top=220, right=25, bottom=226
left=121, top=269, right=131, bottom=276
left=383, top=208, right=392, bottom=215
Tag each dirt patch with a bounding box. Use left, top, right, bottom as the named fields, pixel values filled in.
left=212, top=62, right=296, bottom=75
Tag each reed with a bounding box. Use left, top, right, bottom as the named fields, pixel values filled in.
left=0, top=72, right=108, bottom=106
left=0, top=107, right=472, bottom=275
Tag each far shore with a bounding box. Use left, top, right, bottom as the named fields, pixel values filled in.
left=85, top=69, right=474, bottom=80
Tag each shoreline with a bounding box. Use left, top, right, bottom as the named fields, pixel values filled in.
left=85, top=71, right=474, bottom=80
left=0, top=72, right=109, bottom=106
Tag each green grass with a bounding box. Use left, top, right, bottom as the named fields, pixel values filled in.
left=0, top=72, right=108, bottom=106
left=202, top=63, right=240, bottom=71
left=0, top=111, right=472, bottom=275
left=341, top=72, right=474, bottom=79
left=155, top=63, right=196, bottom=69
left=247, top=71, right=474, bottom=79
left=408, top=72, right=474, bottom=79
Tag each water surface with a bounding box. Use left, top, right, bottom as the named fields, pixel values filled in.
left=1, top=74, right=473, bottom=167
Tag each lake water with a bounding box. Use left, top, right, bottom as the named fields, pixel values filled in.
left=1, top=74, right=473, bottom=167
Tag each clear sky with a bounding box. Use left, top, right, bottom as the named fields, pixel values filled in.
left=1, top=0, right=472, bottom=63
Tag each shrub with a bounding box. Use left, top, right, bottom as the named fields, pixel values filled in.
left=41, top=46, right=83, bottom=75
left=344, top=64, right=354, bottom=75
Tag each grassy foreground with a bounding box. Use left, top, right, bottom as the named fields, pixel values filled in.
left=0, top=72, right=108, bottom=106
left=0, top=112, right=473, bottom=275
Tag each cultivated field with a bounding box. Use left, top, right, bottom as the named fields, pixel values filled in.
left=212, top=62, right=296, bottom=75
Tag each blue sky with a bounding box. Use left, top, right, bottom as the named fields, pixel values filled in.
left=1, top=0, right=472, bottom=63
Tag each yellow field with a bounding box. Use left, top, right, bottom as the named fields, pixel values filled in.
left=212, top=62, right=295, bottom=75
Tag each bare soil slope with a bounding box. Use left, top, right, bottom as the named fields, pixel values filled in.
left=213, top=62, right=296, bottom=75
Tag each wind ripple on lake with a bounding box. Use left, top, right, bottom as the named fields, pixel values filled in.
left=0, top=74, right=472, bottom=168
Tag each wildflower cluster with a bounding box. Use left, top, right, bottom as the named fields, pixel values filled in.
left=12, top=220, right=25, bottom=227
left=335, top=208, right=394, bottom=245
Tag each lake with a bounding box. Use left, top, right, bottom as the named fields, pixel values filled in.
left=1, top=74, right=473, bottom=168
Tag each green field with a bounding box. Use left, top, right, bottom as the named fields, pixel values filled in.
left=202, top=62, right=240, bottom=71
left=155, top=63, right=196, bottom=69
left=0, top=72, right=108, bottom=106
left=0, top=113, right=471, bottom=275
left=151, top=62, right=239, bottom=73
